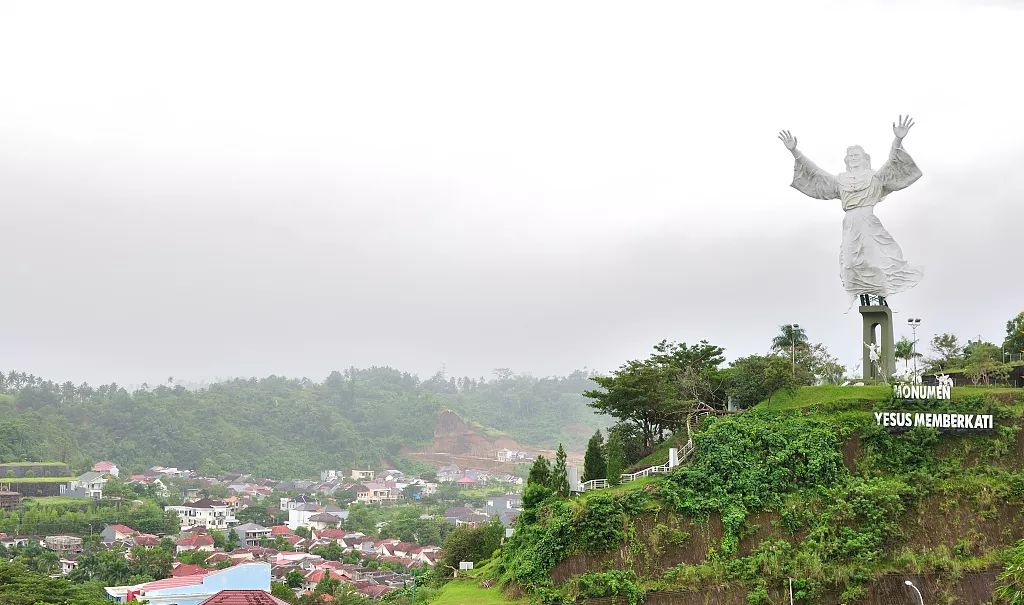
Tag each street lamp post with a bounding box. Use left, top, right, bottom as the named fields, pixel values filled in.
left=789, top=324, right=800, bottom=378
left=907, top=318, right=922, bottom=375
left=905, top=580, right=924, bottom=605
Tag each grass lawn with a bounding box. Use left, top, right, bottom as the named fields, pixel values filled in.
left=432, top=579, right=525, bottom=605
left=0, top=476, right=77, bottom=483
left=755, top=384, right=1022, bottom=412
left=0, top=462, right=68, bottom=467
left=20, top=495, right=92, bottom=507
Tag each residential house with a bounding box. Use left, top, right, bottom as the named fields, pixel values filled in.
left=133, top=534, right=162, bottom=548
left=44, top=535, right=84, bottom=555
left=495, top=449, right=529, bottom=462
left=320, top=470, right=342, bottom=481
left=306, top=512, right=343, bottom=531
left=355, top=482, right=401, bottom=504
left=436, top=465, right=461, bottom=483
left=92, top=461, right=120, bottom=478
left=175, top=534, right=215, bottom=554
left=351, top=469, right=376, bottom=481
left=286, top=502, right=347, bottom=530
left=278, top=494, right=316, bottom=511
left=232, top=523, right=271, bottom=548
left=198, top=589, right=291, bottom=605
left=104, top=562, right=271, bottom=605
left=455, top=513, right=490, bottom=527
left=71, top=471, right=107, bottom=500
left=100, top=524, right=138, bottom=545
left=166, top=498, right=238, bottom=530
left=60, top=553, right=80, bottom=575
left=484, top=494, right=522, bottom=513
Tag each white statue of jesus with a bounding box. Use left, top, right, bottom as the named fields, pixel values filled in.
left=779, top=116, right=923, bottom=304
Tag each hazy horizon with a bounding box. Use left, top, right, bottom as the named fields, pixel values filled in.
left=3, top=0, right=1022, bottom=387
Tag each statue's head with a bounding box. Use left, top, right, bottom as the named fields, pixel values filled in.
left=845, top=145, right=871, bottom=171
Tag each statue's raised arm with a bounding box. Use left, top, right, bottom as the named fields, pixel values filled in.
left=875, top=115, right=922, bottom=194
left=779, top=129, right=840, bottom=200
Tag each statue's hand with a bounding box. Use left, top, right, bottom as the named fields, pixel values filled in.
left=778, top=130, right=797, bottom=151
left=893, top=114, right=915, bottom=140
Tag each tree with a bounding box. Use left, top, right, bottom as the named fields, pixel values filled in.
left=438, top=519, right=504, bottom=578
left=582, top=431, right=606, bottom=483
left=726, top=355, right=798, bottom=408
left=763, top=355, right=798, bottom=405
left=963, top=340, right=1009, bottom=385
left=526, top=455, right=551, bottom=487
left=928, top=333, right=963, bottom=371
left=606, top=421, right=647, bottom=466
left=225, top=528, right=240, bottom=550
left=1005, top=311, right=1024, bottom=361
left=771, top=324, right=809, bottom=354
left=585, top=340, right=726, bottom=449
left=894, top=337, right=914, bottom=373
left=285, top=568, right=305, bottom=588
left=271, top=581, right=298, bottom=603
left=549, top=444, right=570, bottom=497
left=605, top=431, right=626, bottom=486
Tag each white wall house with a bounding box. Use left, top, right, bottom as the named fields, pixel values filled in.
left=165, top=498, right=238, bottom=530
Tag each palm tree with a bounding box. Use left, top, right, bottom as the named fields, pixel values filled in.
left=771, top=324, right=808, bottom=353
left=895, top=337, right=914, bottom=372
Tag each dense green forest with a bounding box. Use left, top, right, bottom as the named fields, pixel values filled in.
left=0, top=367, right=607, bottom=478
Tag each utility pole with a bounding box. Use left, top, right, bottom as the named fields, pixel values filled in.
left=907, top=318, right=922, bottom=375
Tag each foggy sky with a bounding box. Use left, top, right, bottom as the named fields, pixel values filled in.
left=2, top=0, right=1022, bottom=387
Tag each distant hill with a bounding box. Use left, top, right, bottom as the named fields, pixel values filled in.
left=0, top=367, right=608, bottom=478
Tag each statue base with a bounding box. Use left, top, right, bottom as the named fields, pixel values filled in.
left=861, top=303, right=895, bottom=382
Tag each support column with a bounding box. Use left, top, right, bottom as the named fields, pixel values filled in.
left=861, top=303, right=895, bottom=381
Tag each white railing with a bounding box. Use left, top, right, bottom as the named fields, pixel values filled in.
left=577, top=438, right=695, bottom=493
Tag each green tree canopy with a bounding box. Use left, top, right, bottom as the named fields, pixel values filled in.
left=582, top=431, right=606, bottom=483
left=550, top=444, right=569, bottom=497
left=584, top=340, right=726, bottom=449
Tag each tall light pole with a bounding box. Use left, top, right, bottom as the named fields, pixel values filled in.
left=907, top=318, right=922, bottom=374
left=905, top=580, right=924, bottom=605
left=789, top=323, right=800, bottom=377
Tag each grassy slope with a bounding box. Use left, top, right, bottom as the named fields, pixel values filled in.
left=494, top=384, right=1024, bottom=603
left=432, top=580, right=525, bottom=605
left=754, top=384, right=1020, bottom=411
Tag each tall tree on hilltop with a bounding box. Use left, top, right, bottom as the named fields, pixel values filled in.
left=771, top=324, right=809, bottom=353
left=928, top=333, right=963, bottom=371
left=1004, top=311, right=1024, bottom=361
left=605, top=432, right=626, bottom=486
left=584, top=340, right=726, bottom=450
left=527, top=455, right=551, bottom=487
left=582, top=431, right=606, bottom=483
left=894, top=337, right=918, bottom=373
left=549, top=444, right=570, bottom=497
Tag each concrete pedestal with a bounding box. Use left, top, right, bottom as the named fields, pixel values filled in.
left=861, top=304, right=895, bottom=381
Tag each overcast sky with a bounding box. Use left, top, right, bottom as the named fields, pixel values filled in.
left=2, top=0, right=1022, bottom=387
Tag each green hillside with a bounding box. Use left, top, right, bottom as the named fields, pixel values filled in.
left=0, top=368, right=606, bottom=478
left=491, top=386, right=1024, bottom=604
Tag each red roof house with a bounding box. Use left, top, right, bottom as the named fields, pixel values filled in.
left=171, top=563, right=207, bottom=577
left=199, top=590, right=290, bottom=605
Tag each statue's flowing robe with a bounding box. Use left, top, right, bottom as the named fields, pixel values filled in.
left=790, top=143, right=923, bottom=298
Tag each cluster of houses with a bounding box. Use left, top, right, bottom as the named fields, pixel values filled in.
left=3, top=515, right=440, bottom=602
left=436, top=464, right=523, bottom=486
left=444, top=493, right=523, bottom=528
